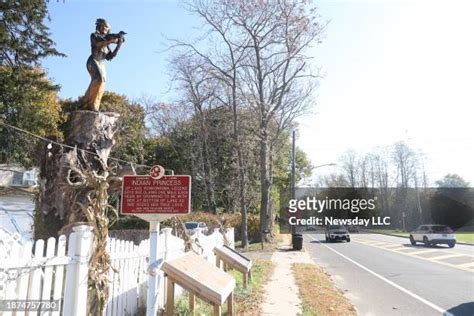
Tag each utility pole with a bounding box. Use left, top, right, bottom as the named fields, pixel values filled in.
left=290, top=130, right=303, bottom=249
left=291, top=130, right=296, bottom=201
left=291, top=130, right=297, bottom=240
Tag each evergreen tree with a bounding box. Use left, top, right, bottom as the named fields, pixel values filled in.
left=0, top=0, right=65, bottom=165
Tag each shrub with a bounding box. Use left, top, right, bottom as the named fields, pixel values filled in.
left=163, top=211, right=261, bottom=242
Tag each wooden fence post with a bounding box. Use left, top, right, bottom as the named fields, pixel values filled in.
left=160, top=227, right=173, bottom=309
left=63, top=225, right=92, bottom=316
left=165, top=277, right=175, bottom=316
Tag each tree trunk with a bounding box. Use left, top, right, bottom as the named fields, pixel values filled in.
left=200, top=130, right=217, bottom=214
left=196, top=109, right=217, bottom=214
left=237, top=147, right=248, bottom=248
left=37, top=110, right=120, bottom=316
left=37, top=110, right=120, bottom=231
left=259, top=134, right=271, bottom=242
left=268, top=145, right=274, bottom=236
left=233, top=125, right=248, bottom=247
left=230, top=75, right=248, bottom=247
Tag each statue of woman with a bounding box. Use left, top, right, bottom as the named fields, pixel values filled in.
left=83, top=19, right=124, bottom=111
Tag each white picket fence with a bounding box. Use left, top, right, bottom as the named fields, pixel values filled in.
left=0, top=225, right=234, bottom=315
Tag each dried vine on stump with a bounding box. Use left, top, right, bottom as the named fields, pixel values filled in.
left=37, top=111, right=134, bottom=315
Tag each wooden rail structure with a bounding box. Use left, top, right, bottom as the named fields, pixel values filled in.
left=161, top=252, right=235, bottom=315
left=214, top=245, right=252, bottom=288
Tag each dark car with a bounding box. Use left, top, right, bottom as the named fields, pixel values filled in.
left=325, top=225, right=350, bottom=242
left=184, top=221, right=208, bottom=235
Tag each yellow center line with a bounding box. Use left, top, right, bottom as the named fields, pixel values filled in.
left=409, top=249, right=442, bottom=255
left=430, top=253, right=465, bottom=261
left=365, top=240, right=386, bottom=246
left=457, top=261, right=474, bottom=268
left=370, top=242, right=389, bottom=246
left=351, top=239, right=371, bottom=243
left=381, top=244, right=405, bottom=249
left=352, top=238, right=474, bottom=273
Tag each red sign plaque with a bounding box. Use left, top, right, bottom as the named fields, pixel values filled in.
left=121, top=175, right=191, bottom=214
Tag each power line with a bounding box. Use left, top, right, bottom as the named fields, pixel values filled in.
left=0, top=120, right=173, bottom=173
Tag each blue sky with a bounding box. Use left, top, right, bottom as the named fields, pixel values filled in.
left=43, top=0, right=474, bottom=185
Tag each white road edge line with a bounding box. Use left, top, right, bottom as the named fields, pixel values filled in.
left=307, top=235, right=454, bottom=316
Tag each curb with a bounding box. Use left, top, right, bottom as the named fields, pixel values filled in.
left=362, top=230, right=474, bottom=246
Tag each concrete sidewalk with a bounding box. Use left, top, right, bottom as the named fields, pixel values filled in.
left=261, top=246, right=314, bottom=315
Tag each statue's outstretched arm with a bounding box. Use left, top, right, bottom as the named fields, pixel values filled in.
left=106, top=41, right=122, bottom=61
left=92, top=34, right=118, bottom=50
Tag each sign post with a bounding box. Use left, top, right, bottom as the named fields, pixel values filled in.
left=121, top=166, right=191, bottom=316
left=147, top=220, right=160, bottom=316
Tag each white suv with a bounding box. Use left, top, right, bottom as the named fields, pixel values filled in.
left=409, top=225, right=456, bottom=248
left=325, top=225, right=351, bottom=242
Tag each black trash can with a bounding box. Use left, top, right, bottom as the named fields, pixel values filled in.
left=292, top=233, right=303, bottom=250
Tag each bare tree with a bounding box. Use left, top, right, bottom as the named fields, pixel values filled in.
left=316, top=173, right=349, bottom=187
left=340, top=150, right=359, bottom=187
left=366, top=148, right=392, bottom=218
left=144, top=98, right=191, bottom=137
left=170, top=0, right=326, bottom=242
left=225, top=0, right=326, bottom=241
left=171, top=55, right=219, bottom=214
left=392, top=142, right=419, bottom=188
left=391, top=142, right=425, bottom=229
left=170, top=0, right=254, bottom=246
left=364, top=153, right=377, bottom=189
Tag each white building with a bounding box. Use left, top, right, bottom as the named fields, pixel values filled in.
left=0, top=164, right=37, bottom=242
left=0, top=164, right=38, bottom=187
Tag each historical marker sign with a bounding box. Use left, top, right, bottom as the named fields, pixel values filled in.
left=121, top=175, right=191, bottom=215
left=121, top=168, right=192, bottom=316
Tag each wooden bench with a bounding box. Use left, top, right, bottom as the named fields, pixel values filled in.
left=214, top=245, right=252, bottom=288
left=161, top=252, right=236, bottom=315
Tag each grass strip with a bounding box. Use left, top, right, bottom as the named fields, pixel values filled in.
left=235, top=240, right=276, bottom=252
left=455, top=233, right=474, bottom=244
left=365, top=229, right=409, bottom=237
left=293, top=263, right=357, bottom=316
left=175, top=258, right=274, bottom=315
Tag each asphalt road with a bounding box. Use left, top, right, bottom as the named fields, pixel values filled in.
left=304, top=233, right=474, bottom=316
